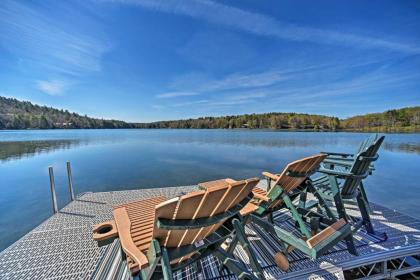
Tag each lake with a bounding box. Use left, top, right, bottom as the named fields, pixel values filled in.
left=0, top=129, right=419, bottom=251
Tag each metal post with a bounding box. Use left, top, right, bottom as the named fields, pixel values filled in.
left=48, top=166, right=58, bottom=214
left=66, top=161, right=75, bottom=201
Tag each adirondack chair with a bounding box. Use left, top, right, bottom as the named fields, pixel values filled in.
left=205, top=155, right=357, bottom=272
left=321, top=134, right=380, bottom=161
left=302, top=135, right=386, bottom=240
left=92, top=178, right=262, bottom=280
left=320, top=133, right=383, bottom=208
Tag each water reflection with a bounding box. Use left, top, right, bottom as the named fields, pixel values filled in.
left=0, top=140, right=82, bottom=162
left=383, top=142, right=420, bottom=154
left=0, top=131, right=419, bottom=164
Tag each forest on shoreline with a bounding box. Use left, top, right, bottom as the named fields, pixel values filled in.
left=1, top=96, right=419, bottom=132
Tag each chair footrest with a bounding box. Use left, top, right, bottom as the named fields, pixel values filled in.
left=306, top=218, right=348, bottom=249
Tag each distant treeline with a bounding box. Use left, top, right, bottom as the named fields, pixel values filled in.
left=137, top=107, right=420, bottom=132
left=340, top=107, right=420, bottom=132
left=137, top=113, right=341, bottom=130
left=0, top=96, right=134, bottom=129
left=0, top=96, right=419, bottom=131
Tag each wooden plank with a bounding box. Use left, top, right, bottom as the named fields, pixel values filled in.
left=306, top=218, right=347, bottom=249
left=165, top=191, right=206, bottom=247
left=198, top=179, right=230, bottom=190
left=179, top=185, right=230, bottom=246
left=154, top=198, right=179, bottom=246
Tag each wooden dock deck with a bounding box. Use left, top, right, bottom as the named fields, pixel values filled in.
left=0, top=182, right=419, bottom=279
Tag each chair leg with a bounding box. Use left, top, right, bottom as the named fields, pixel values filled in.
left=333, top=193, right=348, bottom=221
left=266, top=178, right=272, bottom=192
left=214, top=248, right=258, bottom=280
left=359, top=182, right=372, bottom=213
left=282, top=194, right=312, bottom=239
left=160, top=248, right=173, bottom=280
left=333, top=194, right=359, bottom=256
left=344, top=233, right=358, bottom=256
left=356, top=191, right=374, bottom=234
left=298, top=186, right=308, bottom=209
left=308, top=184, right=336, bottom=222
left=268, top=212, right=274, bottom=224
left=356, top=192, right=387, bottom=241
left=232, top=218, right=265, bottom=280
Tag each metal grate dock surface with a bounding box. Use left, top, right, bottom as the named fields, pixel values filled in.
left=0, top=183, right=419, bottom=279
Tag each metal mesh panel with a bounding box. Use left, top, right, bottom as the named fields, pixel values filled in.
left=0, top=183, right=419, bottom=279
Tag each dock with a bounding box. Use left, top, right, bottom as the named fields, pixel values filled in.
left=0, top=182, right=419, bottom=279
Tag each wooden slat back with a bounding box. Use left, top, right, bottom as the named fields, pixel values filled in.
left=153, top=197, right=179, bottom=246
left=266, top=154, right=326, bottom=209
left=341, top=136, right=384, bottom=195
left=153, top=178, right=258, bottom=248
left=275, top=154, right=326, bottom=192
left=191, top=178, right=260, bottom=243
left=357, top=134, right=378, bottom=154
left=176, top=185, right=231, bottom=247
left=226, top=178, right=260, bottom=210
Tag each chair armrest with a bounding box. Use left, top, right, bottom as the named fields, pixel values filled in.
left=252, top=191, right=270, bottom=202
left=321, top=151, right=353, bottom=158
left=322, top=159, right=353, bottom=167
left=326, top=156, right=354, bottom=162
left=262, top=171, right=280, bottom=181
left=114, top=207, right=149, bottom=270
left=318, top=167, right=369, bottom=180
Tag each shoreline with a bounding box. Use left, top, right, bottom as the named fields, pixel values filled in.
left=1, top=127, right=419, bottom=133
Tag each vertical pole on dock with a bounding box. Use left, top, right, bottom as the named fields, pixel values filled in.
left=66, top=161, right=75, bottom=201
left=48, top=166, right=58, bottom=214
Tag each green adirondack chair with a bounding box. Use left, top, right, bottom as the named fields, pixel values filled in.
left=320, top=133, right=383, bottom=208
left=217, top=154, right=357, bottom=272
left=93, top=178, right=262, bottom=280
left=302, top=135, right=386, bottom=240
left=321, top=134, right=380, bottom=161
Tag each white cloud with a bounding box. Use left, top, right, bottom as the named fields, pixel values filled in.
left=156, top=91, right=200, bottom=98
left=108, top=0, right=420, bottom=54
left=0, top=1, right=109, bottom=75
left=35, top=80, right=69, bottom=96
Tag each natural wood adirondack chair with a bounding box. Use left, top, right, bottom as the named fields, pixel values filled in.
left=302, top=135, right=386, bottom=240
left=93, top=178, right=262, bottom=280
left=209, top=154, right=356, bottom=271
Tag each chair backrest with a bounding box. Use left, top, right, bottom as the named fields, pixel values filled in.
left=357, top=134, right=379, bottom=154
left=153, top=178, right=259, bottom=248
left=266, top=154, right=327, bottom=209
left=341, top=135, right=385, bottom=196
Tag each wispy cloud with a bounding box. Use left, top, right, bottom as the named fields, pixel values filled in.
left=0, top=1, right=109, bottom=75
left=156, top=91, right=199, bottom=98
left=109, top=0, right=420, bottom=54
left=163, top=91, right=266, bottom=108
left=173, top=100, right=209, bottom=107
left=155, top=61, right=420, bottom=112
left=35, top=80, right=69, bottom=96
left=200, top=71, right=287, bottom=92
left=168, top=70, right=291, bottom=94
left=156, top=70, right=288, bottom=98
left=227, top=91, right=267, bottom=101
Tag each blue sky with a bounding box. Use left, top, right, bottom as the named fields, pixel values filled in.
left=0, top=0, right=419, bottom=122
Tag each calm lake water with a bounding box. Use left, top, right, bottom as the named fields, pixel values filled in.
left=0, top=129, right=419, bottom=251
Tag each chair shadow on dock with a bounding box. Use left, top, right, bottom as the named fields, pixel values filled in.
left=59, top=210, right=96, bottom=219
left=76, top=198, right=107, bottom=205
